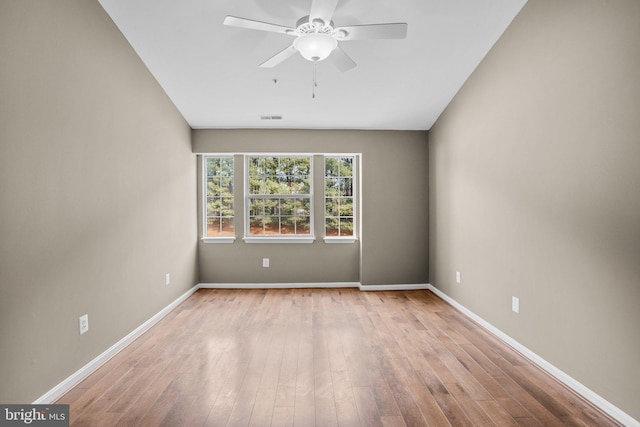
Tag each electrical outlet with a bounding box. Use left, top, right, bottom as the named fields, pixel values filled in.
left=456, top=271, right=461, bottom=284
left=262, top=258, right=269, bottom=268
left=512, top=296, right=520, bottom=314
left=165, top=273, right=171, bottom=285
left=79, top=314, right=89, bottom=335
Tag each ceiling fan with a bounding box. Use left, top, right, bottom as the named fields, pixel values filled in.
left=223, top=0, right=408, bottom=71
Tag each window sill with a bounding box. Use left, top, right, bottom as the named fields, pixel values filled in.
left=201, top=237, right=236, bottom=244
left=243, top=236, right=316, bottom=244
left=324, top=237, right=358, bottom=244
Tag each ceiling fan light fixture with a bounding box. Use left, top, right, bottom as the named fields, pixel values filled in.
left=294, top=33, right=337, bottom=62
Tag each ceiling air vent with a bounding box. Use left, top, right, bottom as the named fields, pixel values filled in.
left=260, top=115, right=283, bottom=120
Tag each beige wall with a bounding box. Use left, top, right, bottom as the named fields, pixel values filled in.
left=429, top=0, right=640, bottom=420
left=193, top=129, right=429, bottom=286
left=0, top=0, right=198, bottom=403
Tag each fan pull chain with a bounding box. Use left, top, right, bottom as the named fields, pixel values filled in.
left=312, top=61, right=318, bottom=99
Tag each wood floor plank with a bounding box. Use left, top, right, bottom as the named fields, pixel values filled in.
left=226, top=374, right=261, bottom=426
left=378, top=357, right=431, bottom=427
left=519, top=364, right=619, bottom=426
left=380, top=415, right=408, bottom=427
left=392, top=357, right=458, bottom=427
left=276, top=312, right=301, bottom=399
left=205, top=359, right=249, bottom=426
left=294, top=331, right=315, bottom=427
left=271, top=406, right=294, bottom=427
left=352, top=386, right=384, bottom=427
left=446, top=382, right=498, bottom=427
left=250, top=387, right=277, bottom=427
left=476, top=399, right=520, bottom=427
left=57, top=289, right=621, bottom=427
left=159, top=394, right=209, bottom=427
left=314, top=357, right=338, bottom=426
left=71, top=410, right=123, bottom=427
left=293, top=388, right=315, bottom=427
left=66, top=363, right=135, bottom=414
left=409, top=372, right=456, bottom=427
left=368, top=365, right=403, bottom=418
left=128, top=391, right=178, bottom=427
left=315, top=397, right=339, bottom=427
left=275, top=385, right=296, bottom=408
left=415, top=331, right=460, bottom=385
left=107, top=360, right=184, bottom=426
left=334, top=397, right=361, bottom=427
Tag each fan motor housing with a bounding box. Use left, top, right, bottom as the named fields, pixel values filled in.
left=296, top=15, right=334, bottom=34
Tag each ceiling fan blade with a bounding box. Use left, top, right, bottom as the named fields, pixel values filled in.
left=223, top=16, right=296, bottom=35
left=329, top=46, right=357, bottom=72
left=309, top=0, right=339, bottom=26
left=333, top=23, right=408, bottom=40
left=260, top=45, right=298, bottom=68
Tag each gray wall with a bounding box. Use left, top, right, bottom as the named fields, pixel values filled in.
left=193, top=129, right=429, bottom=286
left=429, top=0, right=640, bottom=420
left=0, top=0, right=198, bottom=403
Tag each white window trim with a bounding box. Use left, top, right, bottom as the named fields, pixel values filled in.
left=324, top=154, right=358, bottom=243
left=323, top=236, right=358, bottom=244
left=202, top=154, right=236, bottom=243
left=244, top=154, right=315, bottom=243
left=243, top=236, right=316, bottom=244
left=201, top=236, right=236, bottom=244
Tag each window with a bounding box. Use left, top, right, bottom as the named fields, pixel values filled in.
left=203, top=156, right=234, bottom=239
left=245, top=155, right=313, bottom=241
left=201, top=153, right=358, bottom=244
left=325, top=156, right=356, bottom=240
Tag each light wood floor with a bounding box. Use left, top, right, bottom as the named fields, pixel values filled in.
left=57, top=288, right=620, bottom=426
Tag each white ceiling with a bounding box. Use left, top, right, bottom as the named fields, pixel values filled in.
left=97, top=0, right=526, bottom=130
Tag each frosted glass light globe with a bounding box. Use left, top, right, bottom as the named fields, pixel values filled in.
left=294, top=33, right=337, bottom=62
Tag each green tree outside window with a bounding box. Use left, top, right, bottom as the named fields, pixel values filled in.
left=205, top=156, right=234, bottom=237
left=247, top=156, right=312, bottom=236
left=325, top=156, right=354, bottom=237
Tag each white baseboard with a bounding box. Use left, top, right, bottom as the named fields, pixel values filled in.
left=360, top=283, right=431, bottom=291
left=426, top=284, right=639, bottom=427
left=198, top=282, right=359, bottom=289
left=33, top=285, right=200, bottom=405
left=198, top=283, right=431, bottom=291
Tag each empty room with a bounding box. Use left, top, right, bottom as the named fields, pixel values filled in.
left=1, top=0, right=638, bottom=426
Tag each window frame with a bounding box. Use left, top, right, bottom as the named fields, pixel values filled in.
left=201, top=154, right=236, bottom=243
left=243, top=154, right=315, bottom=244
left=324, top=154, right=358, bottom=244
